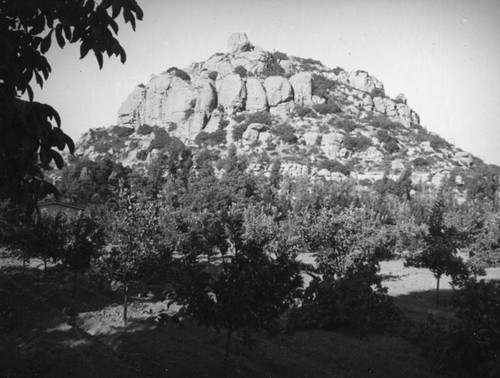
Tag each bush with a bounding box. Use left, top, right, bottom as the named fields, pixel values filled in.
left=137, top=124, right=154, bottom=135
left=271, top=51, right=288, bottom=61
left=261, top=61, right=285, bottom=78
left=448, top=279, right=500, bottom=376
left=194, top=129, right=227, bottom=146
left=232, top=123, right=249, bottom=141
left=272, top=123, right=297, bottom=144
left=196, top=148, right=219, bottom=163
left=167, top=123, right=178, bottom=132
left=166, top=67, right=191, bottom=81
left=207, top=71, right=218, bottom=81
left=312, top=74, right=337, bottom=99
left=317, top=160, right=351, bottom=175
left=301, top=57, right=322, bottom=65
left=296, top=107, right=314, bottom=118
left=428, top=134, right=450, bottom=150
left=333, top=66, right=343, bottom=75
left=136, top=149, right=148, bottom=161
left=313, top=103, right=341, bottom=115
left=233, top=65, right=247, bottom=78
left=111, top=126, right=134, bottom=138
left=343, top=134, right=372, bottom=151
left=371, top=115, right=401, bottom=130
left=289, top=258, right=400, bottom=333
left=246, top=111, right=272, bottom=126
left=370, top=87, right=385, bottom=97
left=333, top=118, right=357, bottom=133
left=412, top=157, right=430, bottom=167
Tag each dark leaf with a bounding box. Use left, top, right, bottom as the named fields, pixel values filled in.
left=112, top=0, right=122, bottom=18
left=34, top=70, right=44, bottom=88
left=94, top=49, right=103, bottom=69
left=118, top=44, right=126, bottom=63
left=52, top=128, right=66, bottom=150
left=41, top=30, right=53, bottom=54
left=64, top=134, right=75, bottom=154
left=50, top=149, right=64, bottom=169
left=55, top=24, right=66, bottom=48
left=63, top=24, right=72, bottom=40
left=27, top=85, right=34, bottom=102
left=80, top=40, right=91, bottom=59
left=40, top=148, right=52, bottom=166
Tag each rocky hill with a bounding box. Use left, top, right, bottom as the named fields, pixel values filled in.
left=72, top=32, right=493, bottom=200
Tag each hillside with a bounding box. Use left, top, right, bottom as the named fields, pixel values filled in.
left=69, top=32, right=496, bottom=201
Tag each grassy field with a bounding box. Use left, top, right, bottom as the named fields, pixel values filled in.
left=1, top=252, right=498, bottom=377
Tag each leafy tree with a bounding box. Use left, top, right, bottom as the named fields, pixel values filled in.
left=63, top=211, right=106, bottom=297
left=93, top=187, right=173, bottom=324
left=171, top=206, right=302, bottom=373
left=405, top=192, right=469, bottom=304
left=0, top=0, right=143, bottom=210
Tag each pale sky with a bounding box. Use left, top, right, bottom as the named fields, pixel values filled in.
left=33, top=0, right=500, bottom=166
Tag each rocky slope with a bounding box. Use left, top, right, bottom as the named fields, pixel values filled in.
left=73, top=33, right=490, bottom=199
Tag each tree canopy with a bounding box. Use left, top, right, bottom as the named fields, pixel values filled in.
left=0, top=0, right=143, bottom=211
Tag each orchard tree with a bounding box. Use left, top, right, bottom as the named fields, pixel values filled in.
left=171, top=206, right=303, bottom=374
left=405, top=191, right=469, bottom=304
left=63, top=211, right=106, bottom=297
left=0, top=0, right=143, bottom=211
left=92, top=186, right=173, bottom=324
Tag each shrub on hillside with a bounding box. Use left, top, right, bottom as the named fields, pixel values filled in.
left=167, top=123, right=178, bottom=132
left=428, top=134, right=450, bottom=150
left=317, top=160, right=351, bottom=175
left=136, top=149, right=148, bottom=161
left=332, top=118, right=357, bottom=133
left=296, top=107, right=315, bottom=118
left=246, top=111, right=272, bottom=126
left=166, top=67, right=191, bottom=81
left=312, top=74, right=337, bottom=99
left=194, top=129, right=227, bottom=146
left=370, top=87, right=385, bottom=97
left=333, top=66, right=343, bottom=75
left=233, top=65, right=247, bottom=78
left=343, top=134, right=372, bottom=152
left=272, top=123, right=297, bottom=144
left=261, top=61, right=286, bottom=78
left=313, top=103, right=341, bottom=115
left=412, top=157, right=431, bottom=168
left=371, top=115, right=401, bottom=130
left=232, top=123, right=249, bottom=141
left=271, top=51, right=288, bottom=61
left=111, top=126, right=134, bottom=138
left=137, top=124, right=154, bottom=135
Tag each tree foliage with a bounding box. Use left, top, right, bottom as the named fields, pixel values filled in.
left=0, top=0, right=143, bottom=210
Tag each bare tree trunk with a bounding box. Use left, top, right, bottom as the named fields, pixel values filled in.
left=123, top=284, right=129, bottom=325
left=436, top=275, right=441, bottom=305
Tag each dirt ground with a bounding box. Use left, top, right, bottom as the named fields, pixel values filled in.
left=1, top=252, right=498, bottom=378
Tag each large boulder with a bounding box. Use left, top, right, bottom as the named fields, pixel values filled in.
left=321, top=132, right=344, bottom=159
left=289, top=72, right=313, bottom=106
left=218, top=74, right=246, bottom=113
left=344, top=70, right=385, bottom=95
left=263, top=76, right=294, bottom=107
left=242, top=123, right=268, bottom=146
left=202, top=54, right=234, bottom=80
left=245, top=77, right=268, bottom=112
left=227, top=32, right=253, bottom=54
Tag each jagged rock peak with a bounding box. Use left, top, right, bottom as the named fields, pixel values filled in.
left=227, top=32, right=254, bottom=54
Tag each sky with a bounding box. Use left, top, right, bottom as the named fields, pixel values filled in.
left=32, top=0, right=500, bottom=166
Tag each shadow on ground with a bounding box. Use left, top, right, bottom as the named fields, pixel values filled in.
left=1, top=263, right=454, bottom=378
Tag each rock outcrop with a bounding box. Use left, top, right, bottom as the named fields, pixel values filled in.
left=245, top=77, right=268, bottom=112
left=289, top=72, right=313, bottom=106
left=227, top=32, right=254, bottom=54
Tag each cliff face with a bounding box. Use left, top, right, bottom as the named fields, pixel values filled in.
left=73, top=32, right=492, bottom=200
left=116, top=32, right=418, bottom=140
